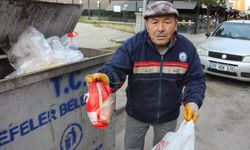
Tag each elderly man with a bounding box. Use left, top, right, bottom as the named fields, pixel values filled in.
left=86, top=1, right=206, bottom=149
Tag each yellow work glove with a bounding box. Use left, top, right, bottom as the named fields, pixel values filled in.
left=85, top=73, right=109, bottom=85
left=184, top=102, right=199, bottom=123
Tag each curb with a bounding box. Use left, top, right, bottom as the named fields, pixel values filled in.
left=111, top=38, right=126, bottom=44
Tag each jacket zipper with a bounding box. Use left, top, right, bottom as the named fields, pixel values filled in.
left=157, top=55, right=164, bottom=123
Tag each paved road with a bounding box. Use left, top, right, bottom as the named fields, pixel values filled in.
left=196, top=75, right=250, bottom=150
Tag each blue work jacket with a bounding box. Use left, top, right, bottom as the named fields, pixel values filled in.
left=99, top=30, right=206, bottom=124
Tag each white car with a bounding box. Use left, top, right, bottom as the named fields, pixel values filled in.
left=198, top=20, right=250, bottom=81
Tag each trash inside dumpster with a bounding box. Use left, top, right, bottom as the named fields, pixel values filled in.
left=4, top=26, right=84, bottom=77
left=0, top=0, right=115, bottom=150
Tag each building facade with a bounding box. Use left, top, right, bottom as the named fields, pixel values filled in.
left=227, top=0, right=246, bottom=11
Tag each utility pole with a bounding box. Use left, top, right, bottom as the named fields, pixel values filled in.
left=141, top=0, right=147, bottom=30
left=135, top=1, right=138, bottom=12
left=97, top=1, right=101, bottom=21
left=88, top=0, right=90, bottom=19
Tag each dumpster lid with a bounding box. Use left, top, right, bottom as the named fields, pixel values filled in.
left=0, top=0, right=83, bottom=44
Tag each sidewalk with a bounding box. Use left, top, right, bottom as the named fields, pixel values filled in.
left=74, top=23, right=134, bottom=50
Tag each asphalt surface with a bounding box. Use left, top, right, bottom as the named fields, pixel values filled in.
left=74, top=23, right=134, bottom=49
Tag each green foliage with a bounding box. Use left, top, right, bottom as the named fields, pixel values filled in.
left=186, top=0, right=226, bottom=7
left=78, top=17, right=101, bottom=27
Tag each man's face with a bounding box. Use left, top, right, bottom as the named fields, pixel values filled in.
left=145, top=15, right=177, bottom=50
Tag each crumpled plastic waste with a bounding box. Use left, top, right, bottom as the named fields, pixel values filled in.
left=4, top=26, right=84, bottom=77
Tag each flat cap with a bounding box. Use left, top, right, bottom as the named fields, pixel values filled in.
left=144, top=1, right=179, bottom=19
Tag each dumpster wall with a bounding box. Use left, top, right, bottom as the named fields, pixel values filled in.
left=0, top=1, right=116, bottom=149
left=0, top=48, right=115, bottom=150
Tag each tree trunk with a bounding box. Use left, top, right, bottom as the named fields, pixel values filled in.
left=88, top=0, right=90, bottom=19
left=194, top=1, right=201, bottom=34
left=206, top=6, right=211, bottom=32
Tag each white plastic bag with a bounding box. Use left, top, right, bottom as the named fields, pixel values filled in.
left=5, top=27, right=84, bottom=77
left=152, top=120, right=195, bottom=150
left=7, top=26, right=53, bottom=74
left=47, top=36, right=84, bottom=63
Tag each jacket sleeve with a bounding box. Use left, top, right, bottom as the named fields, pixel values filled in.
left=98, top=39, right=135, bottom=92
left=183, top=47, right=206, bottom=108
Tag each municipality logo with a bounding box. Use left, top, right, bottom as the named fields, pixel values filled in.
left=60, top=123, right=83, bottom=150
left=179, top=52, right=187, bottom=62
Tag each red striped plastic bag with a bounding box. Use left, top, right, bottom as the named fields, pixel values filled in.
left=85, top=81, right=113, bottom=129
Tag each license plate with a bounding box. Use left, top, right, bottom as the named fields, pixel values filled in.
left=209, top=62, right=236, bottom=72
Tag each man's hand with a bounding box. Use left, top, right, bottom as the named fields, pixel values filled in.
left=85, top=73, right=109, bottom=85
left=184, top=102, right=199, bottom=123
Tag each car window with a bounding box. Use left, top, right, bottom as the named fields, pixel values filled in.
left=212, top=22, right=250, bottom=40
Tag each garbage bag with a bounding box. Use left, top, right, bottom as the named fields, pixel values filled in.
left=85, top=81, right=113, bottom=129
left=47, top=36, right=83, bottom=64
left=7, top=26, right=53, bottom=74
left=4, top=26, right=84, bottom=77
left=152, top=120, right=195, bottom=150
